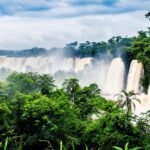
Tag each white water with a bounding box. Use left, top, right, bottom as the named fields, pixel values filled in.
left=0, top=56, right=94, bottom=74
left=74, top=57, right=93, bottom=72
left=0, top=56, right=146, bottom=96
left=0, top=56, right=149, bottom=115
left=0, top=56, right=75, bottom=74
left=77, top=55, right=112, bottom=90
left=125, top=60, right=150, bottom=114
left=135, top=93, right=150, bottom=115
left=103, top=58, right=125, bottom=95
left=148, top=85, right=150, bottom=96
left=126, top=60, right=144, bottom=93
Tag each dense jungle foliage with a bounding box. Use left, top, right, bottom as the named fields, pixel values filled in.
left=0, top=72, right=150, bottom=150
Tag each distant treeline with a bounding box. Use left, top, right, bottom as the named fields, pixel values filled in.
left=0, top=36, right=134, bottom=58
left=63, top=36, right=134, bottom=58
left=0, top=47, right=48, bottom=57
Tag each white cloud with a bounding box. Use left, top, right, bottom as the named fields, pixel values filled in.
left=0, top=11, right=149, bottom=50
left=0, top=0, right=149, bottom=17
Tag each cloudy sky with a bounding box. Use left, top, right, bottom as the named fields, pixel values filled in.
left=0, top=0, right=149, bottom=50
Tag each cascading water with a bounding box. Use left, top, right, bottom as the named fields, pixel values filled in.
left=125, top=60, right=150, bottom=115
left=103, top=58, right=125, bottom=95
left=74, top=57, right=93, bottom=72
left=78, top=56, right=112, bottom=88
left=0, top=56, right=75, bottom=75
left=148, top=85, right=150, bottom=96
left=63, top=58, right=74, bottom=71
left=126, top=60, right=144, bottom=93
left=0, top=56, right=94, bottom=78
left=0, top=55, right=149, bottom=115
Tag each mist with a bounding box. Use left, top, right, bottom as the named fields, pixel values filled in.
left=1, top=49, right=150, bottom=115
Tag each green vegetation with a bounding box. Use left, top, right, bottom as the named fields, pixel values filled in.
left=113, top=142, right=142, bottom=150
left=116, top=90, right=141, bottom=114
left=0, top=72, right=149, bottom=150
left=64, top=37, right=134, bottom=58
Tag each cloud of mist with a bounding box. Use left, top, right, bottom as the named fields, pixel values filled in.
left=0, top=11, right=148, bottom=50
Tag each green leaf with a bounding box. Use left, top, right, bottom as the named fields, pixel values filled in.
left=85, top=144, right=89, bottom=150
left=130, top=147, right=142, bottom=150
left=125, top=143, right=129, bottom=150
left=113, top=146, right=123, bottom=150
left=72, top=141, right=75, bottom=150
left=60, top=141, right=62, bottom=150
left=4, top=137, right=8, bottom=150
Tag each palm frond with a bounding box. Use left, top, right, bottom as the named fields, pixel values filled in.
left=113, top=146, right=123, bottom=150
left=132, top=102, right=136, bottom=111
left=124, top=142, right=129, bottom=150
left=4, top=137, right=8, bottom=150
left=130, top=147, right=142, bottom=150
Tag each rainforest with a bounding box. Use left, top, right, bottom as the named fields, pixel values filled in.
left=0, top=3, right=150, bottom=150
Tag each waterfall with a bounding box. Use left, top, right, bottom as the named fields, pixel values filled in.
left=96, top=58, right=111, bottom=89
left=126, top=60, right=144, bottom=93
left=0, top=56, right=146, bottom=97
left=103, top=58, right=125, bottom=95
left=74, top=57, right=93, bottom=72
left=0, top=55, right=149, bottom=115
left=78, top=57, right=111, bottom=88
left=62, top=58, right=74, bottom=71
left=148, top=85, right=150, bottom=96
left=0, top=56, right=93, bottom=75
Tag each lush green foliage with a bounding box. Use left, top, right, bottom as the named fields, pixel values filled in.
left=64, top=37, right=133, bottom=58
left=0, top=72, right=149, bottom=150
left=113, top=142, right=142, bottom=150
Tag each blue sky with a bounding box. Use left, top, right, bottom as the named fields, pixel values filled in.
left=0, top=0, right=149, bottom=49
left=0, top=0, right=149, bottom=17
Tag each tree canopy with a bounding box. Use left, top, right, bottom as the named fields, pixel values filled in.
left=0, top=72, right=149, bottom=150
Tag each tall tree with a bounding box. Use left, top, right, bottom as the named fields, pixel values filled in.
left=37, top=74, right=55, bottom=96
left=62, top=78, right=80, bottom=103
left=117, top=90, right=140, bottom=113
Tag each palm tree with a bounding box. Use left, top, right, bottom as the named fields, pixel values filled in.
left=116, top=90, right=141, bottom=113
